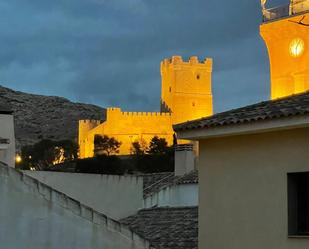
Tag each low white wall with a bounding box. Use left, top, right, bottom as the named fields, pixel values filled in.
left=0, top=114, right=15, bottom=167
left=143, top=184, right=198, bottom=208
left=24, top=171, right=143, bottom=220
left=0, top=164, right=149, bottom=249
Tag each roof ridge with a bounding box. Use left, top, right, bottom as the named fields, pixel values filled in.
left=176, top=92, right=309, bottom=127
left=0, top=163, right=150, bottom=249
left=174, top=91, right=309, bottom=132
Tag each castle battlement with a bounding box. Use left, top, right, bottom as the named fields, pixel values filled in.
left=107, top=107, right=171, bottom=117
left=79, top=119, right=102, bottom=125
left=161, top=55, right=213, bottom=68
left=121, top=111, right=171, bottom=117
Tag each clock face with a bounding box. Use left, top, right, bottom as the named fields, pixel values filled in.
left=289, top=38, right=305, bottom=58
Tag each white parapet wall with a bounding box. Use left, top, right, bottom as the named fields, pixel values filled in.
left=0, top=163, right=149, bottom=249
left=143, top=183, right=198, bottom=208
left=23, top=171, right=143, bottom=220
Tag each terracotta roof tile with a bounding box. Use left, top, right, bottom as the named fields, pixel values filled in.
left=120, top=207, right=198, bottom=249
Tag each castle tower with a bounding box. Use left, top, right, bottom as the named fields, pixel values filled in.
left=78, top=120, right=101, bottom=158
left=160, top=56, right=213, bottom=125
left=260, top=0, right=309, bottom=99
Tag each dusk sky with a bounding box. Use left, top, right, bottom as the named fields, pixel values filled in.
left=0, top=0, right=289, bottom=113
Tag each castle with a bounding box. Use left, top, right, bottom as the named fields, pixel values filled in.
left=79, top=56, right=213, bottom=157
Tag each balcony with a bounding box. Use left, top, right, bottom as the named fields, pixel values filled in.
left=263, top=1, right=309, bottom=22
left=263, top=4, right=290, bottom=22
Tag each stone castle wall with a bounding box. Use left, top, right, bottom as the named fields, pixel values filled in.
left=79, top=108, right=174, bottom=157
left=79, top=56, right=213, bottom=157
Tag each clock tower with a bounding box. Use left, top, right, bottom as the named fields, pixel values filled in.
left=260, top=0, right=309, bottom=99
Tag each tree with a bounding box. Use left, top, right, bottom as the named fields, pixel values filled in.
left=94, top=135, right=121, bottom=156
left=148, top=136, right=169, bottom=155
left=57, top=140, right=78, bottom=162
left=18, top=139, right=78, bottom=170
left=130, top=139, right=148, bottom=155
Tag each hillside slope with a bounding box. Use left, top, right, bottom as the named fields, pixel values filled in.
left=0, top=86, right=105, bottom=149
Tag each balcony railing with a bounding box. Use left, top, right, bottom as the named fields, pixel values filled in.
left=263, top=4, right=290, bottom=22
left=263, top=1, right=309, bottom=22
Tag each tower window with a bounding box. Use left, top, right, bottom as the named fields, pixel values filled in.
left=169, top=87, right=171, bottom=92
left=196, top=74, right=200, bottom=80
left=192, top=102, right=195, bottom=107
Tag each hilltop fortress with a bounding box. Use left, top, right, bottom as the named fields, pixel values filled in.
left=79, top=55, right=213, bottom=157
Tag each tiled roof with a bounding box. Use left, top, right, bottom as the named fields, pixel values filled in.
left=142, top=171, right=198, bottom=198
left=120, top=207, right=198, bottom=249
left=175, top=170, right=198, bottom=185
left=174, top=91, right=309, bottom=132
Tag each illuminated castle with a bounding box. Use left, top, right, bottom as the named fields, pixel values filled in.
left=79, top=56, right=213, bottom=157
left=261, top=0, right=309, bottom=99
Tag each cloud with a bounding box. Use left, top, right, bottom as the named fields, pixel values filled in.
left=0, top=0, right=271, bottom=112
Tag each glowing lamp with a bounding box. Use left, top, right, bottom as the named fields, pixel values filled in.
left=15, top=155, right=22, bottom=163
left=289, top=38, right=305, bottom=57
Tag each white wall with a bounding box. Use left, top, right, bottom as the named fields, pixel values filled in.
left=0, top=163, right=149, bottom=249
left=143, top=184, right=198, bottom=208
left=0, top=114, right=15, bottom=167
left=23, top=171, right=143, bottom=220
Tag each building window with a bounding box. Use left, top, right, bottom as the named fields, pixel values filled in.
left=169, top=87, right=171, bottom=92
left=196, top=74, right=200, bottom=80
left=288, top=172, right=309, bottom=236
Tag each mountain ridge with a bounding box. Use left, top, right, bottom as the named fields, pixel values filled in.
left=0, top=85, right=105, bottom=149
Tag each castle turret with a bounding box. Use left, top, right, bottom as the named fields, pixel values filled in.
left=160, top=56, right=213, bottom=125
left=260, top=0, right=309, bottom=99
left=78, top=120, right=101, bottom=158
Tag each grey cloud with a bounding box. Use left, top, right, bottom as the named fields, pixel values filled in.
left=0, top=0, right=273, bottom=112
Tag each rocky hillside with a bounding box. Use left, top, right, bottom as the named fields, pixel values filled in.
left=0, top=86, right=106, bottom=149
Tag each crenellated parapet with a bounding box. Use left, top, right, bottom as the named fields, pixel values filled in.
left=107, top=107, right=172, bottom=117
left=161, top=55, right=213, bottom=73
left=121, top=111, right=171, bottom=117
left=79, top=119, right=102, bottom=126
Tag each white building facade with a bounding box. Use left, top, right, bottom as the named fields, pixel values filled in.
left=0, top=106, right=15, bottom=167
